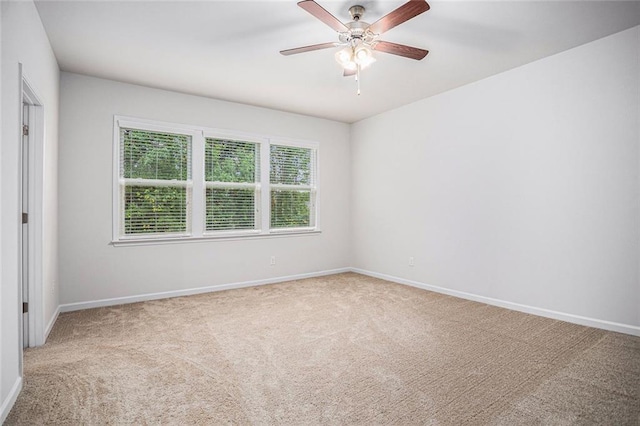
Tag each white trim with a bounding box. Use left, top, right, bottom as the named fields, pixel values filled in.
left=112, top=229, right=321, bottom=246
left=117, top=231, right=192, bottom=242
left=120, top=178, right=192, bottom=188
left=206, top=181, right=259, bottom=190
left=202, top=229, right=261, bottom=238
left=191, top=131, right=205, bottom=237
left=270, top=226, right=317, bottom=234
left=270, top=183, right=314, bottom=191
left=260, top=137, right=270, bottom=233
left=44, top=304, right=60, bottom=342
left=59, top=268, right=351, bottom=312
left=351, top=268, right=640, bottom=337
left=314, top=147, right=320, bottom=230
left=117, top=117, right=201, bottom=136
left=203, top=129, right=267, bottom=146
left=0, top=377, right=22, bottom=424
left=112, top=117, right=120, bottom=241
left=18, top=67, right=25, bottom=363
left=269, top=136, right=320, bottom=150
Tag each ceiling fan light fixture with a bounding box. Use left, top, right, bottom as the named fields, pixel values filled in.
left=354, top=44, right=370, bottom=61
left=335, top=47, right=353, bottom=67
left=353, top=44, right=375, bottom=68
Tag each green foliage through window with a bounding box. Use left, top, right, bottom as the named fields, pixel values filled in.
left=124, top=186, right=188, bottom=234
left=205, top=139, right=259, bottom=231
left=206, top=188, right=255, bottom=231
left=205, top=139, right=259, bottom=183
left=271, top=190, right=310, bottom=228
left=270, top=144, right=314, bottom=229
left=270, top=145, right=312, bottom=185
left=120, top=128, right=191, bottom=235
left=121, top=129, right=190, bottom=180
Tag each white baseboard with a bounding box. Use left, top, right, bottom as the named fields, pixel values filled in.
left=351, top=268, right=640, bottom=337
left=0, top=376, right=22, bottom=424
left=59, top=268, right=351, bottom=313
left=44, top=305, right=60, bottom=342
left=54, top=266, right=640, bottom=337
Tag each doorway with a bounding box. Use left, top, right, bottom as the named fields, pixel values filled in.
left=20, top=68, right=45, bottom=350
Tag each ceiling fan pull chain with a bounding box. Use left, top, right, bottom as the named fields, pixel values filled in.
left=356, top=64, right=361, bottom=96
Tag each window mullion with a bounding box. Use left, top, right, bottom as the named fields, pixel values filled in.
left=260, top=140, right=271, bottom=234
left=206, top=181, right=258, bottom=190
left=191, top=131, right=205, bottom=237
left=270, top=183, right=313, bottom=191
left=122, top=178, right=192, bottom=188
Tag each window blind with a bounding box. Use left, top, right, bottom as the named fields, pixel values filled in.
left=120, top=128, right=191, bottom=235
left=205, top=138, right=260, bottom=231
left=269, top=144, right=317, bottom=229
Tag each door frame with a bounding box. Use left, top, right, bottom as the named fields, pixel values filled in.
left=21, top=100, right=29, bottom=349
left=19, top=65, right=45, bottom=348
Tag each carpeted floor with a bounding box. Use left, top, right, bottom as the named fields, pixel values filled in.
left=6, top=272, right=640, bottom=425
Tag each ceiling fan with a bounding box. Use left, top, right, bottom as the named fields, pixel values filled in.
left=280, top=0, right=431, bottom=94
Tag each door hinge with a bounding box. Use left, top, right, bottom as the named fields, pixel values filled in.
left=23, top=302, right=28, bottom=314
left=23, top=125, right=29, bottom=136
left=22, top=212, right=28, bottom=224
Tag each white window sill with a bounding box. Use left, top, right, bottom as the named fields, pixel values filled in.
left=111, top=229, right=322, bottom=247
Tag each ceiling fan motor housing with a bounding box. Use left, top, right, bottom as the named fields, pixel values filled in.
left=339, top=20, right=372, bottom=44
left=349, top=5, right=366, bottom=20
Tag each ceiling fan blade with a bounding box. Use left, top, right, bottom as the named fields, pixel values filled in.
left=298, top=0, right=348, bottom=33
left=343, top=68, right=356, bottom=77
left=280, top=42, right=337, bottom=56
left=373, top=41, right=429, bottom=60
left=368, top=0, right=430, bottom=35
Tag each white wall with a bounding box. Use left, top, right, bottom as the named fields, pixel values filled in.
left=0, top=1, right=4, bottom=417
left=58, top=73, right=350, bottom=305
left=1, top=0, right=60, bottom=420
left=351, top=26, right=640, bottom=329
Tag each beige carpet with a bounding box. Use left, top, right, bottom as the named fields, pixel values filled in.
left=6, top=272, right=640, bottom=425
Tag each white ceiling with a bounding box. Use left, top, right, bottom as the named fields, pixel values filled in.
left=35, top=0, right=640, bottom=123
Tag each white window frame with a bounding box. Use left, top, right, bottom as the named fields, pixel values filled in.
left=112, top=116, right=320, bottom=245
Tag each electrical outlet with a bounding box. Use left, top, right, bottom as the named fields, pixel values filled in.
left=270, top=256, right=276, bottom=266
left=409, top=257, right=415, bottom=267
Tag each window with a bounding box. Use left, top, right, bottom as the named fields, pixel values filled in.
left=205, top=138, right=260, bottom=232
left=113, top=117, right=319, bottom=243
left=119, top=128, right=192, bottom=236
left=270, top=144, right=316, bottom=229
